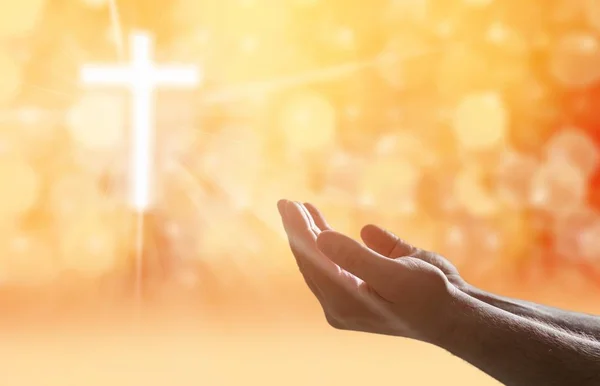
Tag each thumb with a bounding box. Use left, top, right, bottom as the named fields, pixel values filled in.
left=316, top=230, right=399, bottom=289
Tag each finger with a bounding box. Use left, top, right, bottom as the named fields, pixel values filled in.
left=277, top=199, right=287, bottom=218
left=298, top=202, right=321, bottom=237
left=360, top=224, right=416, bottom=258
left=304, top=202, right=333, bottom=232
left=317, top=230, right=401, bottom=297
left=278, top=199, right=315, bottom=269
left=278, top=200, right=327, bottom=299
left=280, top=200, right=347, bottom=279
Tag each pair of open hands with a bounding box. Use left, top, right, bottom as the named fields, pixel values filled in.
left=277, top=199, right=465, bottom=343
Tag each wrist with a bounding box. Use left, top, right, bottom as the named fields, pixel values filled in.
left=423, top=283, right=469, bottom=347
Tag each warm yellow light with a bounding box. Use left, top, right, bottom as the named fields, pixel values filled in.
left=374, top=132, right=438, bottom=168
left=0, top=0, right=45, bottom=38
left=550, top=32, right=600, bottom=87
left=377, top=34, right=430, bottom=88
left=80, top=0, right=108, bottom=8
left=453, top=91, right=508, bottom=151
left=463, top=0, right=494, bottom=6
left=359, top=158, right=421, bottom=215
left=0, top=51, right=22, bottom=105
left=0, top=157, right=40, bottom=222
left=332, top=27, right=355, bottom=50
left=290, top=0, right=319, bottom=6
left=200, top=127, right=265, bottom=210
left=66, top=92, right=126, bottom=151
left=279, top=91, right=336, bottom=152
left=394, top=215, right=439, bottom=253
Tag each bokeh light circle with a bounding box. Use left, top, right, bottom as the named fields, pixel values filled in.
left=453, top=92, right=508, bottom=151
left=550, top=32, right=600, bottom=88
left=553, top=207, right=598, bottom=262
left=495, top=151, right=540, bottom=209
left=579, top=219, right=600, bottom=262
left=530, top=158, right=587, bottom=215
left=546, top=128, right=599, bottom=177
left=67, top=93, right=126, bottom=151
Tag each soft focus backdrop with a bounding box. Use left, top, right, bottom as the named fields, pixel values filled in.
left=1, top=0, right=600, bottom=384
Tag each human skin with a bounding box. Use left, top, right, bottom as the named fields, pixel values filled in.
left=278, top=199, right=600, bottom=386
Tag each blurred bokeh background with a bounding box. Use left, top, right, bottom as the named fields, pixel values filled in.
left=1, top=0, right=600, bottom=384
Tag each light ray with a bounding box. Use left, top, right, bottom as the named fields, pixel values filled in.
left=108, top=0, right=125, bottom=60
left=200, top=47, right=439, bottom=104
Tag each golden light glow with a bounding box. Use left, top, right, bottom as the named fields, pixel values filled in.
left=453, top=92, right=508, bottom=151
left=359, top=157, right=421, bottom=215
left=66, top=93, right=126, bottom=151
left=279, top=91, right=336, bottom=152
left=200, top=127, right=265, bottom=210
left=0, top=50, right=22, bottom=105
left=2, top=0, right=600, bottom=352
left=80, top=0, right=108, bottom=9
left=377, top=34, right=431, bottom=88
left=0, top=156, right=40, bottom=223
left=0, top=0, right=45, bottom=38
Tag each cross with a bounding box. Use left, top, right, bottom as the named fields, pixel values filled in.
left=80, top=31, right=201, bottom=212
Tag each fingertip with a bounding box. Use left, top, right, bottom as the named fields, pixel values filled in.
left=303, top=202, right=317, bottom=213
left=277, top=199, right=288, bottom=216
left=360, top=224, right=382, bottom=239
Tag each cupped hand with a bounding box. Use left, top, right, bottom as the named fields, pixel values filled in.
left=277, top=199, right=458, bottom=343
left=359, top=222, right=468, bottom=291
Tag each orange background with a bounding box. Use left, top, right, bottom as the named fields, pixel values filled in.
left=1, top=0, right=600, bottom=384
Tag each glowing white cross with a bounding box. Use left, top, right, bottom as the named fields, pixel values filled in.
left=80, top=31, right=201, bottom=211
